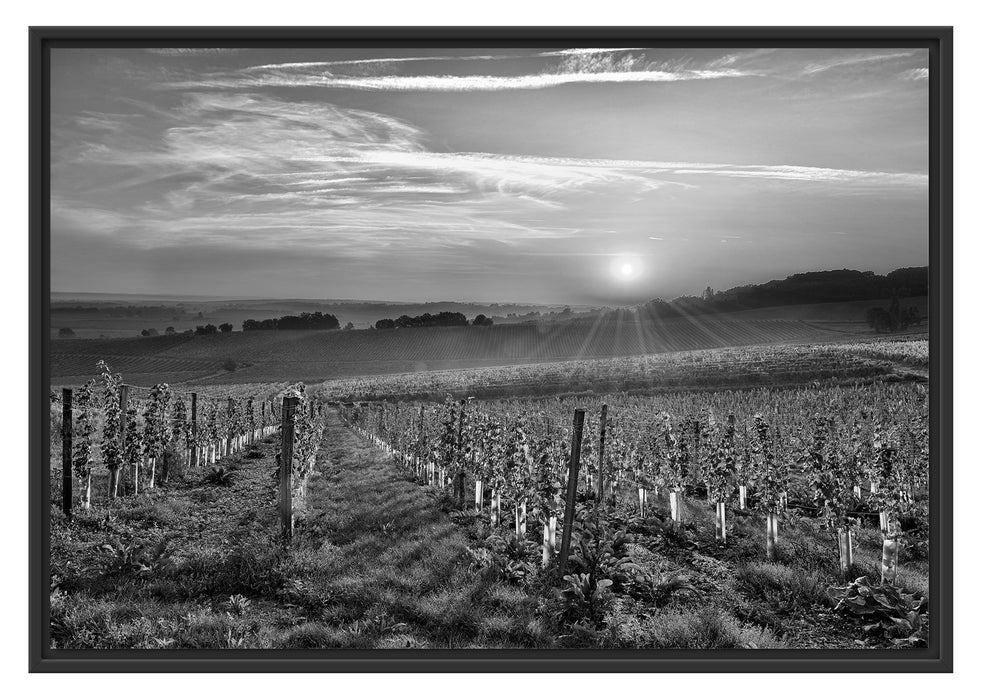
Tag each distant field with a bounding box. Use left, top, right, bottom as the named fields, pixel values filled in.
left=50, top=295, right=928, bottom=340
left=722, top=296, right=927, bottom=322
left=47, top=310, right=898, bottom=386
left=50, top=295, right=577, bottom=338
left=317, top=343, right=902, bottom=402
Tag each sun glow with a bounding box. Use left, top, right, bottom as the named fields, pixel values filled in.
left=611, top=255, right=643, bottom=282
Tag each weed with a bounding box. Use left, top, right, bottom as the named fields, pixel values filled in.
left=735, top=562, right=832, bottom=614
left=634, top=606, right=785, bottom=649
left=205, top=466, right=234, bottom=486
left=225, top=594, right=252, bottom=616
left=98, top=538, right=173, bottom=578
left=828, top=576, right=928, bottom=647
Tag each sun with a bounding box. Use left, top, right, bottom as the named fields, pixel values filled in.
left=611, top=255, right=643, bottom=282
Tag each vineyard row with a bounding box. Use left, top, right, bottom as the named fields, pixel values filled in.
left=53, top=361, right=325, bottom=539
left=340, top=386, right=928, bottom=583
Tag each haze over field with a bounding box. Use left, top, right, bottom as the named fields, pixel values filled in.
left=51, top=47, right=927, bottom=305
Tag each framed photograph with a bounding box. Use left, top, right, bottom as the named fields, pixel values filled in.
left=29, top=26, right=952, bottom=672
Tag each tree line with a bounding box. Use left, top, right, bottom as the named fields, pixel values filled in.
left=58, top=309, right=497, bottom=338
left=374, top=312, right=493, bottom=329
left=640, top=267, right=929, bottom=320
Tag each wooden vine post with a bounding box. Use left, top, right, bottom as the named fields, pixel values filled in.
left=556, top=408, right=585, bottom=581
left=279, top=395, right=299, bottom=544
left=61, top=388, right=72, bottom=519
left=597, top=403, right=608, bottom=504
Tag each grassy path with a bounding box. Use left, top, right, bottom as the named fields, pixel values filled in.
left=289, top=410, right=546, bottom=648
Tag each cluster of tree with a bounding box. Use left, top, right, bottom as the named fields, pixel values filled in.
left=639, top=267, right=929, bottom=319
left=137, top=326, right=218, bottom=337
left=374, top=311, right=471, bottom=329
left=242, top=311, right=340, bottom=331
left=865, top=297, right=922, bottom=333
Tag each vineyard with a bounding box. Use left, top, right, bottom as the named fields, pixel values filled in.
left=318, top=342, right=913, bottom=402
left=813, top=339, right=929, bottom=369
left=49, top=363, right=323, bottom=528
left=342, top=381, right=928, bottom=580
left=48, top=337, right=930, bottom=649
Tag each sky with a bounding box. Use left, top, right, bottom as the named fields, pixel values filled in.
left=50, top=47, right=929, bottom=305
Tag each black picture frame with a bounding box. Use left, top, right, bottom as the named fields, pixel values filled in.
left=29, top=25, right=953, bottom=673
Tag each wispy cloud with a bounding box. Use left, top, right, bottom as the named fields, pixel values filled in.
left=240, top=47, right=651, bottom=73
left=321, top=150, right=927, bottom=192
left=801, top=51, right=917, bottom=75
left=539, top=48, right=649, bottom=57
left=167, top=68, right=751, bottom=92
left=159, top=47, right=931, bottom=95
left=706, top=49, right=779, bottom=69
left=52, top=90, right=928, bottom=253
left=240, top=54, right=520, bottom=72
left=146, top=48, right=241, bottom=56
left=901, top=67, right=930, bottom=81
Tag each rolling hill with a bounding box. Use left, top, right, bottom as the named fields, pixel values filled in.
left=48, top=308, right=906, bottom=387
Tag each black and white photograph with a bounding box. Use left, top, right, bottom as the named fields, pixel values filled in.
left=35, top=31, right=949, bottom=667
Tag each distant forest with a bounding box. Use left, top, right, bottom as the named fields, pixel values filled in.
left=639, top=267, right=928, bottom=319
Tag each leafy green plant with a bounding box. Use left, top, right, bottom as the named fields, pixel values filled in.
left=558, top=508, right=653, bottom=626
left=99, top=538, right=172, bottom=578
left=646, top=570, right=696, bottom=607
left=828, top=576, right=928, bottom=647
left=225, top=594, right=252, bottom=616
left=205, top=466, right=234, bottom=486
left=559, top=572, right=613, bottom=626
left=565, top=512, right=641, bottom=595
left=482, top=534, right=537, bottom=585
